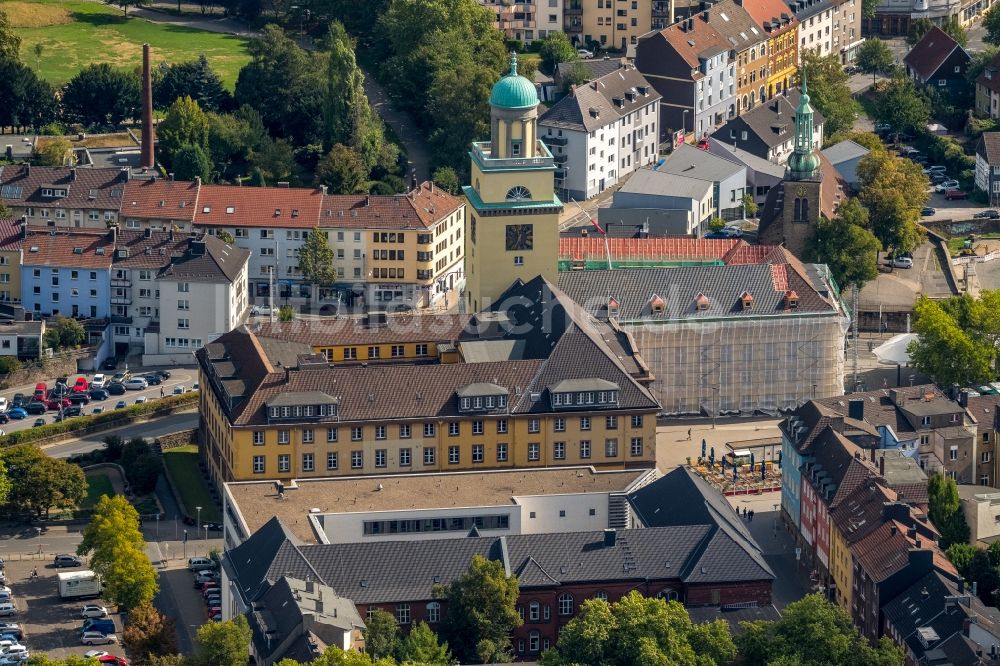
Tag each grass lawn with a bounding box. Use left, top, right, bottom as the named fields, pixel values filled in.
left=2, top=0, right=251, bottom=87
left=82, top=473, right=114, bottom=510
left=947, top=233, right=1000, bottom=256
left=162, top=445, right=221, bottom=524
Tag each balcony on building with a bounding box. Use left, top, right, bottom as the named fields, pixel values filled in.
left=652, top=0, right=671, bottom=17
left=111, top=277, right=131, bottom=287
left=565, top=1, right=583, bottom=14
left=544, top=135, right=568, bottom=147
left=553, top=153, right=568, bottom=165
left=471, top=141, right=554, bottom=171
left=111, top=296, right=131, bottom=306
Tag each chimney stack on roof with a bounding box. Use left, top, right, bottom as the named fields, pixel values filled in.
left=141, top=44, right=155, bottom=169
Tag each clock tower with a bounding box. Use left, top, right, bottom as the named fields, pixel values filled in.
left=463, top=53, right=563, bottom=313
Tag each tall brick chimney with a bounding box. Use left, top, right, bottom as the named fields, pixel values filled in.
left=141, top=43, right=154, bottom=169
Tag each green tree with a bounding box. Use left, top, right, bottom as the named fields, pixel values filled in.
left=872, top=78, right=930, bottom=143
left=153, top=55, right=229, bottom=112
left=172, top=144, right=212, bottom=182
left=0, top=9, right=21, bottom=61
left=927, top=472, right=971, bottom=549
left=363, top=609, right=400, bottom=661
left=122, top=600, right=178, bottom=666
left=439, top=554, right=521, bottom=664
left=908, top=293, right=1000, bottom=387
left=967, top=549, right=1000, bottom=604
left=427, top=56, right=496, bottom=173
left=741, top=193, right=758, bottom=219
left=804, top=199, right=880, bottom=291
left=907, top=17, right=934, bottom=45
left=234, top=24, right=325, bottom=146
left=988, top=540, right=1000, bottom=566
left=22, top=456, right=87, bottom=519
left=216, top=230, right=235, bottom=244
left=317, top=144, right=368, bottom=194
left=193, top=615, right=252, bottom=666
left=736, top=594, right=903, bottom=665
left=561, top=60, right=592, bottom=91
left=250, top=137, right=296, bottom=185
left=323, top=20, right=366, bottom=150
left=43, top=316, right=86, bottom=349
left=78, top=495, right=158, bottom=609
left=278, top=305, right=295, bottom=321
left=708, top=216, right=726, bottom=232
left=0, top=59, right=57, bottom=131
left=35, top=138, right=75, bottom=167
left=537, top=31, right=577, bottom=74
left=206, top=106, right=266, bottom=180
left=800, top=51, right=858, bottom=139
left=103, top=435, right=125, bottom=461
left=856, top=38, right=895, bottom=85
left=987, top=3, right=1000, bottom=47
left=157, top=96, right=210, bottom=166
left=432, top=167, right=461, bottom=195
left=946, top=542, right=978, bottom=577
left=857, top=151, right=927, bottom=255
left=400, top=621, right=452, bottom=664
left=298, top=218, right=337, bottom=301
left=62, top=64, right=140, bottom=129
left=941, top=15, right=968, bottom=47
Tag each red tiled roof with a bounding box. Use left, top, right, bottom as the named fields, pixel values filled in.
left=0, top=165, right=126, bottom=211
left=320, top=182, right=463, bottom=231
left=559, top=237, right=750, bottom=263
left=194, top=185, right=323, bottom=229
left=657, top=18, right=729, bottom=70
left=121, top=179, right=199, bottom=222
left=904, top=26, right=962, bottom=81
left=740, top=0, right=799, bottom=34
left=0, top=219, right=22, bottom=252
left=22, top=227, right=114, bottom=269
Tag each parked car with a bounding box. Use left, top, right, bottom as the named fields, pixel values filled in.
left=946, top=189, right=968, bottom=200
left=194, top=570, right=220, bottom=583
left=921, top=206, right=936, bottom=217
left=0, top=399, right=8, bottom=413
left=143, top=374, right=161, bottom=386
left=31, top=418, right=44, bottom=428
left=8, top=396, right=22, bottom=409
left=24, top=402, right=45, bottom=416
left=96, top=657, right=128, bottom=666
left=173, top=386, right=186, bottom=395
left=64, top=405, right=82, bottom=417
left=0, top=625, right=23, bottom=641
left=54, top=554, right=82, bottom=568
left=576, top=48, right=594, bottom=58
left=188, top=557, right=216, bottom=571
left=250, top=305, right=272, bottom=316
left=0, top=605, right=16, bottom=618
left=124, top=378, right=147, bottom=391
left=81, top=632, right=117, bottom=646
left=156, top=370, right=171, bottom=379
left=90, top=374, right=106, bottom=389
left=923, top=165, right=947, bottom=174
left=114, top=401, right=126, bottom=410
left=935, top=179, right=960, bottom=192
left=101, top=358, right=117, bottom=371
left=73, top=377, right=88, bottom=391
left=975, top=210, right=1000, bottom=219
left=2, top=644, right=28, bottom=660
left=32, top=384, right=45, bottom=399
left=0, top=414, right=9, bottom=425
left=5, top=409, right=25, bottom=421
left=67, top=394, right=89, bottom=407
left=89, top=388, right=109, bottom=401
left=133, top=397, right=147, bottom=405
left=106, top=383, right=126, bottom=396
left=888, top=255, right=914, bottom=269
left=80, top=606, right=108, bottom=619
left=44, top=397, right=70, bottom=411
left=704, top=227, right=742, bottom=239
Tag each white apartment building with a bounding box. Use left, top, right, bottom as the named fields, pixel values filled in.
left=539, top=64, right=661, bottom=201
left=791, top=0, right=837, bottom=61
left=479, top=0, right=564, bottom=44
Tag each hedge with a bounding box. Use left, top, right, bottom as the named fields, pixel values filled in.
left=0, top=392, right=199, bottom=447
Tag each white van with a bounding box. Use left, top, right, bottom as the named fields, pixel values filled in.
left=188, top=557, right=215, bottom=571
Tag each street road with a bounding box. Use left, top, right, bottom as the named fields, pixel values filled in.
left=43, top=411, right=199, bottom=458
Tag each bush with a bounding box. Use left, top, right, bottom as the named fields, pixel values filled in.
left=278, top=306, right=295, bottom=321
left=0, top=357, right=20, bottom=374
left=0, top=393, right=198, bottom=447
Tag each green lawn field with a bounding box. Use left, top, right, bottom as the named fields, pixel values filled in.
left=2, top=0, right=251, bottom=87
left=82, top=473, right=114, bottom=509
left=163, top=444, right=222, bottom=524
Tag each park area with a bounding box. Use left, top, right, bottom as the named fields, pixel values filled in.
left=2, top=0, right=250, bottom=86
left=163, top=445, right=221, bottom=524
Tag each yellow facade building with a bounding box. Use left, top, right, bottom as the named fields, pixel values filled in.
left=197, top=277, right=660, bottom=484
left=464, top=54, right=563, bottom=313
left=740, top=0, right=800, bottom=99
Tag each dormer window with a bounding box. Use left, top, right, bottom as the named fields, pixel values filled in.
left=784, top=290, right=799, bottom=309
left=695, top=293, right=709, bottom=311
left=274, top=209, right=281, bottom=216
left=649, top=294, right=665, bottom=314
left=740, top=291, right=753, bottom=310
left=457, top=383, right=509, bottom=412
left=266, top=392, right=339, bottom=422
left=41, top=188, right=53, bottom=198
left=608, top=297, right=620, bottom=313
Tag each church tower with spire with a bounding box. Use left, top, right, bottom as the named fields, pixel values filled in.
left=463, top=53, right=563, bottom=313
left=758, top=74, right=828, bottom=258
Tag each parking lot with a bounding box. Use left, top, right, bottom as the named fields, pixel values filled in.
left=2, top=556, right=126, bottom=662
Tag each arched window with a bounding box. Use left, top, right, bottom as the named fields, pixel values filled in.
left=529, top=600, right=540, bottom=621
left=558, top=593, right=574, bottom=616
left=657, top=588, right=680, bottom=601
left=506, top=186, right=532, bottom=202
left=426, top=602, right=441, bottom=623
left=794, top=197, right=810, bottom=222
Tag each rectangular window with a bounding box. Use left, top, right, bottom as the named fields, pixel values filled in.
left=368, top=346, right=380, bottom=359
left=278, top=430, right=290, bottom=444
left=631, top=415, right=643, bottom=428
left=472, top=444, right=484, bottom=463
left=528, top=443, right=541, bottom=461
left=253, top=456, right=265, bottom=473
left=424, top=447, right=436, bottom=465
left=631, top=437, right=644, bottom=456
left=375, top=425, right=386, bottom=440
left=450, top=422, right=461, bottom=436
left=391, top=345, right=405, bottom=357
left=497, top=419, right=508, bottom=434
left=472, top=421, right=483, bottom=435
left=327, top=428, right=338, bottom=442
left=448, top=446, right=460, bottom=464
left=397, top=605, right=411, bottom=625
left=375, top=449, right=387, bottom=467
left=528, top=418, right=540, bottom=433
left=302, top=453, right=314, bottom=472
left=400, top=424, right=411, bottom=439
left=580, top=440, right=591, bottom=459
left=253, top=431, right=264, bottom=445
left=950, top=446, right=958, bottom=461
left=351, top=426, right=362, bottom=441
left=983, top=451, right=992, bottom=464
left=344, top=347, right=357, bottom=360
left=606, top=415, right=618, bottom=429
left=302, top=429, right=314, bottom=444
left=351, top=451, right=363, bottom=468
left=605, top=439, right=618, bottom=457
left=399, top=448, right=412, bottom=466
left=580, top=417, right=591, bottom=431
left=497, top=443, right=508, bottom=462
left=554, top=442, right=565, bottom=460
left=555, top=418, right=565, bottom=432
left=424, top=423, right=436, bottom=437
left=326, top=452, right=338, bottom=470
left=278, top=454, right=290, bottom=473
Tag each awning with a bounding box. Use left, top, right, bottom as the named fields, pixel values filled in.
left=872, top=333, right=918, bottom=365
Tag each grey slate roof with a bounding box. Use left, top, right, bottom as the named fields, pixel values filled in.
left=822, top=139, right=870, bottom=166
left=556, top=263, right=837, bottom=321
left=658, top=144, right=745, bottom=183
left=159, top=234, right=249, bottom=284
left=555, top=58, right=629, bottom=83
left=618, top=168, right=713, bottom=200
left=224, top=516, right=311, bottom=604
left=540, top=65, right=660, bottom=133
left=227, top=524, right=774, bottom=606
left=708, top=138, right=787, bottom=178
left=717, top=89, right=825, bottom=150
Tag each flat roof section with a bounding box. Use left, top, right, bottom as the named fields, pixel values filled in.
left=226, top=466, right=656, bottom=543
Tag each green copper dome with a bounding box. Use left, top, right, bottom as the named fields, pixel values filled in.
left=789, top=150, right=821, bottom=175
left=489, top=53, right=539, bottom=110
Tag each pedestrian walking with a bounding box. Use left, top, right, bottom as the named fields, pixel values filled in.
left=749, top=510, right=754, bottom=522
left=742, top=506, right=747, bottom=518
left=160, top=386, right=164, bottom=398
left=687, top=428, right=692, bottom=440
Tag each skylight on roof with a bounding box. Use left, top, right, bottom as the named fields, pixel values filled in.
left=203, top=206, right=211, bottom=213
left=226, top=207, right=235, bottom=214
left=740, top=31, right=748, bottom=39
left=750, top=26, right=759, bottom=34
left=720, top=11, right=729, bottom=20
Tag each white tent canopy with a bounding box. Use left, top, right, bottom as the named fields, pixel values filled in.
left=872, top=333, right=918, bottom=365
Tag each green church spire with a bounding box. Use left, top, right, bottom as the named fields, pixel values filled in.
left=788, top=72, right=820, bottom=180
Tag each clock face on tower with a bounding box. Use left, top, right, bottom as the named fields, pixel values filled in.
left=795, top=185, right=807, bottom=197
left=505, top=224, right=534, bottom=251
